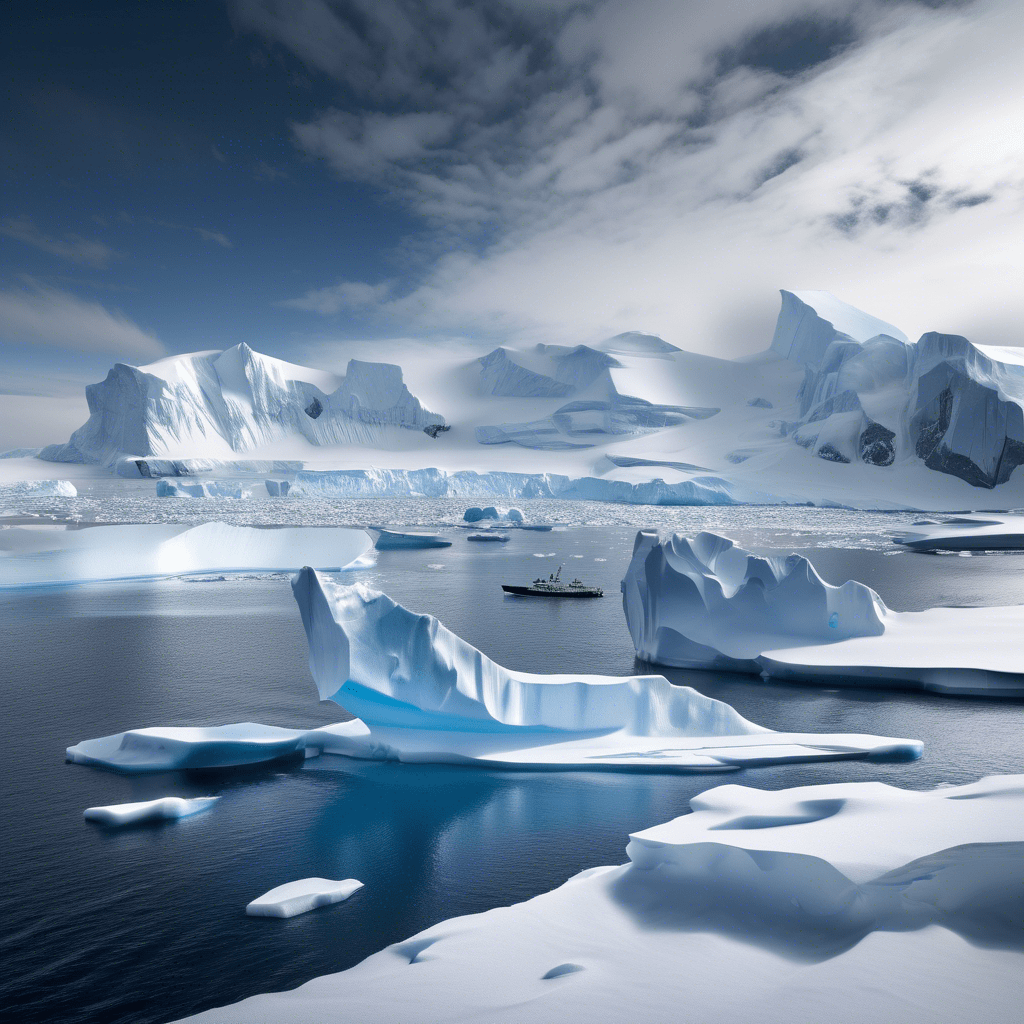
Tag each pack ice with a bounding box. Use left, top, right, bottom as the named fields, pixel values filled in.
left=290, top=569, right=920, bottom=770
left=176, top=775, right=1024, bottom=1024
left=0, top=522, right=371, bottom=588
left=623, top=530, right=1024, bottom=696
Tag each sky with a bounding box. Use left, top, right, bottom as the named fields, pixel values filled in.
left=2, top=0, right=1023, bottom=395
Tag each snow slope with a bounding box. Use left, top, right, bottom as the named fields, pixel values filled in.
left=0, top=523, right=371, bottom=588
left=624, top=530, right=1024, bottom=695
left=177, top=775, right=1024, bottom=1024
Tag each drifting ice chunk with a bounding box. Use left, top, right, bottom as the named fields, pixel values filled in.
left=84, top=796, right=218, bottom=825
left=623, top=530, right=1024, bottom=696
left=156, top=479, right=245, bottom=498
left=176, top=774, right=1024, bottom=1024
left=67, top=723, right=309, bottom=773
left=895, top=515, right=1024, bottom=551
left=0, top=479, right=77, bottom=497
left=467, top=532, right=509, bottom=542
left=0, top=522, right=372, bottom=588
left=246, top=878, right=364, bottom=918
left=289, top=569, right=920, bottom=769
left=374, top=530, right=452, bottom=550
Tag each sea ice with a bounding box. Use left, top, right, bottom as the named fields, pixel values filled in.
left=176, top=775, right=1024, bottom=1024
left=245, top=878, right=364, bottom=918
left=895, top=514, right=1024, bottom=551
left=0, top=522, right=372, bottom=588
left=289, top=569, right=920, bottom=769
left=84, top=796, right=218, bottom=825
left=373, top=529, right=452, bottom=550
left=623, top=529, right=1024, bottom=695
left=0, top=479, right=77, bottom=497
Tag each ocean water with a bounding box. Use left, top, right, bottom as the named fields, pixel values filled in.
left=3, top=512, right=1024, bottom=1024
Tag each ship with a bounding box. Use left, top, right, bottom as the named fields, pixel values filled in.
left=501, top=565, right=604, bottom=598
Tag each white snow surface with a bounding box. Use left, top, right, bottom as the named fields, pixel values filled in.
left=246, top=878, right=364, bottom=919
left=895, top=514, right=1024, bottom=551
left=177, top=775, right=1024, bottom=1024
left=624, top=530, right=1024, bottom=695
left=83, top=796, right=218, bottom=826
left=0, top=478, right=77, bottom=497
left=0, top=522, right=371, bottom=587
left=289, top=569, right=920, bottom=769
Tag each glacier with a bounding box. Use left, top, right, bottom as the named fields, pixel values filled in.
left=289, top=569, right=920, bottom=769
left=623, top=530, right=1024, bottom=695
left=39, top=344, right=444, bottom=469
left=83, top=796, right=218, bottom=826
left=0, top=522, right=372, bottom=588
left=246, top=878, right=364, bottom=919
left=176, top=775, right=1024, bottom=1024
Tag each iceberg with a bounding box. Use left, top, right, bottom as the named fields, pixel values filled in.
left=467, top=532, right=509, bottom=542
left=373, top=529, right=452, bottom=550
left=0, top=479, right=77, bottom=497
left=0, top=522, right=372, bottom=588
left=463, top=506, right=523, bottom=523
left=265, top=479, right=290, bottom=496
left=290, top=569, right=920, bottom=769
left=246, top=878, right=364, bottom=919
left=623, top=530, right=1024, bottom=696
left=83, top=796, right=218, bottom=825
left=895, top=514, right=1024, bottom=551
left=156, top=479, right=245, bottom=498
left=176, top=775, right=1024, bottom=1024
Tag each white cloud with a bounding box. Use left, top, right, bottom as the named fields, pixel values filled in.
left=0, top=283, right=164, bottom=359
left=0, top=215, right=120, bottom=268
left=281, top=278, right=391, bottom=314
left=240, top=0, right=1024, bottom=354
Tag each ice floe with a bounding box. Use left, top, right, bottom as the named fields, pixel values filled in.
left=246, top=878, right=364, bottom=918
left=177, top=775, right=1024, bottom=1024
left=623, top=530, right=1024, bottom=695
left=0, top=522, right=371, bottom=588
left=373, top=529, right=452, bottom=550
left=895, top=514, right=1024, bottom=551
left=467, top=532, right=509, bottom=542
left=83, top=796, right=218, bottom=825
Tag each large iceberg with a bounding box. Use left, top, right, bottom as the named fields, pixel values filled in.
left=177, top=775, right=1024, bottom=1024
left=0, top=522, right=371, bottom=588
left=0, top=479, right=77, bottom=498
left=289, top=569, right=920, bottom=769
left=40, top=344, right=445, bottom=469
left=623, top=530, right=1024, bottom=696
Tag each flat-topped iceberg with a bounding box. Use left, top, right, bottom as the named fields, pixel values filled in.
left=156, top=479, right=245, bottom=498
left=623, top=530, right=1024, bottom=696
left=0, top=479, right=77, bottom=498
left=895, top=514, right=1024, bottom=551
left=177, top=775, right=1024, bottom=1024
left=246, top=878, right=364, bottom=918
left=290, top=569, right=919, bottom=770
left=0, top=522, right=371, bottom=588
left=373, top=529, right=451, bottom=550
left=83, top=796, right=218, bottom=825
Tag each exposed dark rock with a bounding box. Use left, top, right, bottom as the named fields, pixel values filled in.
left=817, top=444, right=850, bottom=463
left=304, top=398, right=323, bottom=419
left=747, top=397, right=773, bottom=408
left=423, top=423, right=450, bottom=439
left=859, top=423, right=896, bottom=466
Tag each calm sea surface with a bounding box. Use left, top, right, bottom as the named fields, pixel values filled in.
left=3, top=501, right=1024, bottom=1023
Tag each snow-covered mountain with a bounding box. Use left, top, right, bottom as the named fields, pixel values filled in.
left=25, top=290, right=1024, bottom=508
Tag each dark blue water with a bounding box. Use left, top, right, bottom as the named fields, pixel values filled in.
left=3, top=527, right=1024, bottom=1024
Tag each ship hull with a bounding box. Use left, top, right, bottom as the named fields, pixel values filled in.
left=501, top=585, right=603, bottom=598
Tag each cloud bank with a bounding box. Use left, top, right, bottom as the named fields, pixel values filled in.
left=235, top=0, right=1024, bottom=354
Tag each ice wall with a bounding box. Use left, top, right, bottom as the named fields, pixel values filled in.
left=622, top=531, right=887, bottom=670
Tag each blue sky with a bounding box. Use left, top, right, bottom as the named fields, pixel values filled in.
left=2, top=0, right=1022, bottom=392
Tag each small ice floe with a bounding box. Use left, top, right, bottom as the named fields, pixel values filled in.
left=83, top=796, right=218, bottom=826
left=467, top=532, right=509, bottom=542
left=374, top=529, right=452, bottom=550
left=246, top=878, right=364, bottom=918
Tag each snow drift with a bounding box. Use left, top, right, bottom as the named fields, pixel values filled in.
left=0, top=522, right=371, bottom=588
left=623, top=530, right=1024, bottom=695
left=177, top=775, right=1024, bottom=1024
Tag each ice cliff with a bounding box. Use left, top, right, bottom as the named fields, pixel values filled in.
left=40, top=344, right=444, bottom=469
left=773, top=289, right=1024, bottom=488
